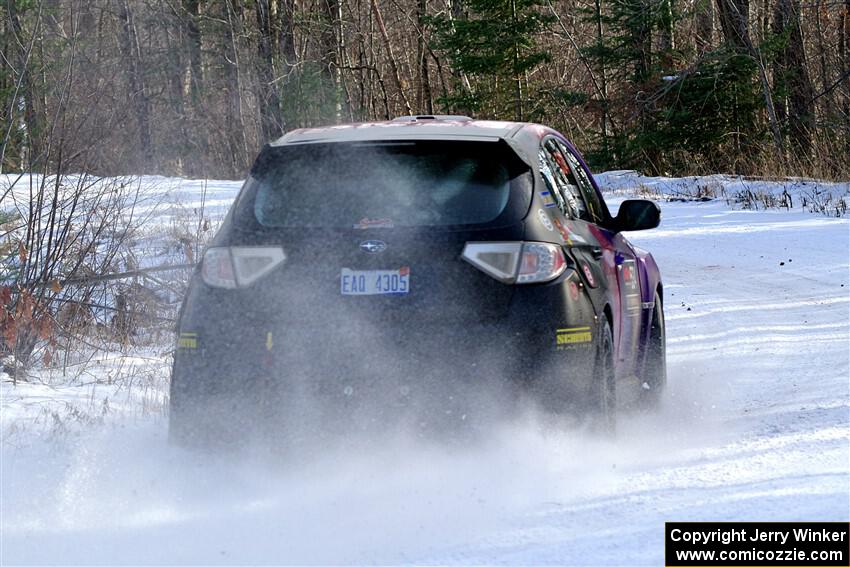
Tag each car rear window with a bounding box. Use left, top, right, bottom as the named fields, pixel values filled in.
left=239, top=140, right=529, bottom=229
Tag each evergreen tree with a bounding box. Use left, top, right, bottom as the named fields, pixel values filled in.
left=579, top=0, right=680, bottom=171
left=430, top=0, right=553, bottom=121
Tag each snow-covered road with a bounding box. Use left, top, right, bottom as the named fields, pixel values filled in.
left=2, top=193, right=848, bottom=564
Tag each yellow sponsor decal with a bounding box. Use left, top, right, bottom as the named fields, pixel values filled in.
left=266, top=332, right=273, bottom=351
left=556, top=327, right=592, bottom=346
left=177, top=332, right=197, bottom=349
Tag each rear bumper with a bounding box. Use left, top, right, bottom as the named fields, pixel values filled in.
left=172, top=320, right=541, bottom=395
left=169, top=321, right=560, bottom=444
left=170, top=274, right=600, bottom=422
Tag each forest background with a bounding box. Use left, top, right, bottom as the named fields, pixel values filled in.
left=2, top=0, right=848, bottom=181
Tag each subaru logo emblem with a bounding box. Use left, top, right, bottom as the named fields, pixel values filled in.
left=359, top=240, right=387, bottom=254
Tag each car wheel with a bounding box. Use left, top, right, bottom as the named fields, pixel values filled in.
left=588, top=317, right=616, bottom=434
left=638, top=291, right=666, bottom=409
left=167, top=402, right=196, bottom=448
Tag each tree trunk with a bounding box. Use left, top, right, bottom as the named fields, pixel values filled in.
left=695, top=0, right=714, bottom=54
left=180, top=0, right=207, bottom=176
left=511, top=0, right=523, bottom=120
left=592, top=0, right=612, bottom=159
left=843, top=0, right=850, bottom=155
left=1, top=4, right=17, bottom=171
left=772, top=0, right=815, bottom=156
left=8, top=0, right=45, bottom=169
left=634, top=0, right=653, bottom=85
left=716, top=0, right=784, bottom=155
left=275, top=0, right=297, bottom=78
left=715, top=0, right=751, bottom=53
left=416, top=0, right=433, bottom=114
left=255, top=0, right=283, bottom=141
left=117, top=0, right=153, bottom=170
left=451, top=0, right=464, bottom=20
left=224, top=0, right=249, bottom=172
left=320, top=0, right=343, bottom=120
left=771, top=1, right=788, bottom=146
left=275, top=0, right=297, bottom=125
left=183, top=0, right=204, bottom=104
left=165, top=18, right=190, bottom=175
left=659, top=0, right=675, bottom=54
left=371, top=0, right=412, bottom=115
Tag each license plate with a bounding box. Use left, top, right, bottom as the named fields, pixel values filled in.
left=340, top=267, right=410, bottom=295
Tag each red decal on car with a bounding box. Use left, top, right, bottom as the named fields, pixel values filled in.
left=569, top=280, right=580, bottom=300
left=354, top=217, right=394, bottom=229
left=581, top=263, right=596, bottom=288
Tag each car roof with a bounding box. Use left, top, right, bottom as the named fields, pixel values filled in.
left=271, top=117, right=530, bottom=145
left=270, top=116, right=552, bottom=168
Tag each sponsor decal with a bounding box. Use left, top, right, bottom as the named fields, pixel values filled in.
left=539, top=191, right=557, bottom=208
left=581, top=263, right=597, bottom=288
left=359, top=240, right=387, bottom=253
left=552, top=217, right=572, bottom=244
left=556, top=327, right=593, bottom=348
left=568, top=280, right=580, bottom=301
left=620, top=259, right=641, bottom=315
left=177, top=332, right=197, bottom=350
left=537, top=209, right=554, bottom=231
left=354, top=217, right=394, bottom=229
left=558, top=220, right=588, bottom=245
left=569, top=232, right=588, bottom=245
left=621, top=259, right=638, bottom=291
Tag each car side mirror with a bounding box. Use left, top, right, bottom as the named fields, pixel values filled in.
left=612, top=199, right=661, bottom=232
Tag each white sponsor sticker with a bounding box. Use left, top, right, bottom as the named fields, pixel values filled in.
left=537, top=208, right=554, bottom=232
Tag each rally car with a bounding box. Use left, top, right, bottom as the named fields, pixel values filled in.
left=169, top=116, right=665, bottom=444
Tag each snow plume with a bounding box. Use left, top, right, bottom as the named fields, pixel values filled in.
left=1, top=315, right=740, bottom=564
left=2, top=375, right=723, bottom=565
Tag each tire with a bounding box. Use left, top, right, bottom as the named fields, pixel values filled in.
left=167, top=393, right=237, bottom=450
left=167, top=403, right=195, bottom=448
left=638, top=291, right=666, bottom=409
left=167, top=397, right=212, bottom=449
left=588, top=317, right=616, bottom=433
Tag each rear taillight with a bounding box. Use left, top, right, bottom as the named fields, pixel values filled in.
left=201, top=248, right=237, bottom=289
left=201, top=246, right=286, bottom=288
left=461, top=242, right=567, bottom=284
left=516, top=242, right=567, bottom=284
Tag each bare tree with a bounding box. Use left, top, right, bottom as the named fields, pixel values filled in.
left=772, top=0, right=815, bottom=157
left=370, top=0, right=411, bottom=115
left=255, top=0, right=283, bottom=141
left=1, top=0, right=847, bottom=181
left=416, top=0, right=433, bottom=114
left=116, top=0, right=153, bottom=168
left=695, top=0, right=714, bottom=53
left=5, top=0, right=45, bottom=170
left=223, top=0, right=250, bottom=172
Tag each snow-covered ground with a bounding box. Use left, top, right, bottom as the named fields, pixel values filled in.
left=1, top=173, right=848, bottom=564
